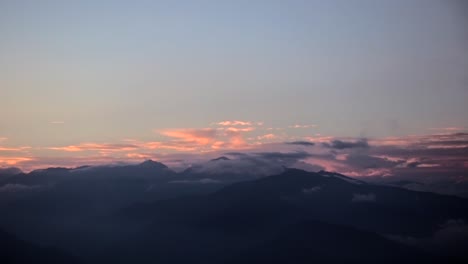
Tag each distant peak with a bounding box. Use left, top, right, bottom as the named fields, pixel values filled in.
left=139, top=160, right=168, bottom=169
left=0, top=167, right=23, bottom=176
left=318, top=170, right=366, bottom=184
left=210, top=156, right=230, bottom=162
left=141, top=159, right=157, bottom=165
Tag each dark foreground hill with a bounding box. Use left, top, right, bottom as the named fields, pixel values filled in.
left=112, top=169, right=468, bottom=263
left=0, top=229, right=80, bottom=264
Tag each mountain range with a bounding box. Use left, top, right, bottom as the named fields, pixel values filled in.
left=1, top=160, right=467, bottom=263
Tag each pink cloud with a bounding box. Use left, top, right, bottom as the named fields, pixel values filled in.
left=160, top=128, right=217, bottom=145
left=220, top=131, right=250, bottom=149
left=304, top=136, right=334, bottom=143
left=0, top=138, right=32, bottom=153
left=429, top=127, right=466, bottom=132
left=49, top=143, right=139, bottom=152
left=370, top=133, right=468, bottom=149
left=216, top=120, right=253, bottom=126
left=0, top=156, right=34, bottom=166
left=0, top=146, right=31, bottom=152
left=5, top=118, right=467, bottom=185
left=158, top=125, right=259, bottom=151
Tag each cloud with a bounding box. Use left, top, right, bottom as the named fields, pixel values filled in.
left=253, top=151, right=312, bottom=161
left=0, top=138, right=31, bottom=152
left=291, top=161, right=325, bottom=172
left=0, top=156, right=34, bottom=166
left=0, top=146, right=31, bottom=151
left=285, top=141, right=315, bottom=146
left=352, top=193, right=376, bottom=202
left=344, top=154, right=401, bottom=169
left=216, top=120, right=252, bottom=126
left=160, top=128, right=217, bottom=145
left=49, top=143, right=139, bottom=152
left=311, top=133, right=467, bottom=180
left=158, top=127, right=253, bottom=150
left=370, top=133, right=468, bottom=148
left=323, top=139, right=369, bottom=149
left=185, top=151, right=314, bottom=177
left=5, top=123, right=468, bottom=196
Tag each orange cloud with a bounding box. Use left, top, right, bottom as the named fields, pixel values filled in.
left=158, top=127, right=254, bottom=151
left=222, top=130, right=250, bottom=149
left=0, top=137, right=31, bottom=152
left=211, top=141, right=226, bottom=150
left=0, top=146, right=31, bottom=152
left=49, top=143, right=139, bottom=152
left=160, top=128, right=217, bottom=145
left=0, top=156, right=33, bottom=166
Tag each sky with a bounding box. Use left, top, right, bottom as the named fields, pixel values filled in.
left=0, top=0, right=467, bottom=173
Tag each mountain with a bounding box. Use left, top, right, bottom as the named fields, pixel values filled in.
left=1, top=160, right=172, bottom=186
left=2, top=165, right=467, bottom=263
left=0, top=228, right=80, bottom=264
left=0, top=159, right=226, bottom=255
left=366, top=176, right=468, bottom=198
left=0, top=167, right=23, bottom=177
left=0, top=160, right=178, bottom=214
left=124, top=169, right=468, bottom=235
left=114, top=169, right=468, bottom=263
left=139, top=159, right=169, bottom=169
left=229, top=220, right=433, bottom=264
left=210, top=156, right=230, bottom=161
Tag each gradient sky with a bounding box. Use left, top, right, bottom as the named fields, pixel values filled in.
left=1, top=0, right=467, bottom=171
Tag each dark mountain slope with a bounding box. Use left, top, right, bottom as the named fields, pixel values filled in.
left=123, top=168, right=468, bottom=236
left=0, top=229, right=80, bottom=264
left=112, top=169, right=468, bottom=263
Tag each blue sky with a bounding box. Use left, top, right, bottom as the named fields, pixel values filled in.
left=0, top=0, right=467, bottom=170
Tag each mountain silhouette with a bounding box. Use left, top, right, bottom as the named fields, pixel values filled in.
left=1, top=164, right=467, bottom=263
left=210, top=156, right=230, bottom=161
left=0, top=228, right=80, bottom=264
left=114, top=169, right=468, bottom=263
left=0, top=167, right=23, bottom=177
